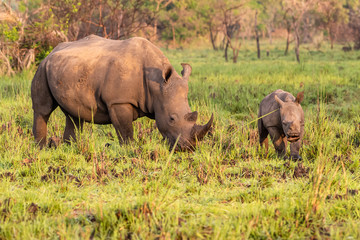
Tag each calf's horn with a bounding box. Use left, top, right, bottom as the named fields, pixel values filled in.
left=191, top=113, right=214, bottom=141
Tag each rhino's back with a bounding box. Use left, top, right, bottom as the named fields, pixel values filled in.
left=259, top=89, right=295, bottom=128
left=42, top=35, right=167, bottom=123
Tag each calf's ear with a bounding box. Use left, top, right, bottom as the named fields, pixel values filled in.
left=295, top=91, right=304, bottom=104
left=274, top=95, right=284, bottom=107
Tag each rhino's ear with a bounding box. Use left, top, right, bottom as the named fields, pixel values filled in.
left=181, top=63, right=192, bottom=81
left=274, top=95, right=284, bottom=107
left=163, top=64, right=173, bottom=83
left=295, top=91, right=304, bottom=104
left=184, top=111, right=198, bottom=122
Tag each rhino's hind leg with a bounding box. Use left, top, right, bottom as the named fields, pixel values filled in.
left=267, top=127, right=287, bottom=158
left=32, top=68, right=58, bottom=148
left=258, top=119, right=269, bottom=155
left=63, top=114, right=84, bottom=143
left=108, top=104, right=134, bottom=143
left=33, top=112, right=51, bottom=148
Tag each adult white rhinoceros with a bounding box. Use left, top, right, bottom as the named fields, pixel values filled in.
left=31, top=35, right=213, bottom=151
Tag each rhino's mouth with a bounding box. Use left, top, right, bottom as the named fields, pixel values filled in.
left=168, top=136, right=196, bottom=152
left=287, top=135, right=300, bottom=142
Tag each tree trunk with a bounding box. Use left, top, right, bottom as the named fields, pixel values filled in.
left=0, top=50, right=15, bottom=76
left=330, top=37, right=334, bottom=49
left=329, top=27, right=334, bottom=50
left=233, top=49, right=239, bottom=63
left=172, top=24, right=176, bottom=46
left=117, top=12, right=123, bottom=39
left=255, top=11, right=260, bottom=59
left=219, top=35, right=226, bottom=50
left=267, top=27, right=272, bottom=45
left=153, top=1, right=160, bottom=41
left=224, top=40, right=229, bottom=62
left=295, top=30, right=300, bottom=63
left=209, top=23, right=218, bottom=51
left=285, top=27, right=290, bottom=56
left=256, top=35, right=260, bottom=59
left=153, top=19, right=158, bottom=41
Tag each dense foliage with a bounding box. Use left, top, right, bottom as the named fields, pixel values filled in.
left=1, top=0, right=360, bottom=74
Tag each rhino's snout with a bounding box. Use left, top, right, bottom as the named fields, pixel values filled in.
left=171, top=141, right=195, bottom=152
left=167, top=114, right=213, bottom=152
left=285, top=127, right=301, bottom=142
left=283, top=120, right=301, bottom=142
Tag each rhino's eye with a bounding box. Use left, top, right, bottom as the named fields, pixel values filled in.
left=169, top=114, right=178, bottom=125
left=282, top=120, right=290, bottom=125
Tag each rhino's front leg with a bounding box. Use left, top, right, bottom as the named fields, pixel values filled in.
left=108, top=104, right=134, bottom=143
left=268, top=127, right=287, bottom=158
left=290, top=125, right=304, bottom=160
left=290, top=140, right=302, bottom=160
left=63, top=114, right=84, bottom=143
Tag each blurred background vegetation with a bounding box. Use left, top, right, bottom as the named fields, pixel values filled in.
left=1, top=0, right=360, bottom=75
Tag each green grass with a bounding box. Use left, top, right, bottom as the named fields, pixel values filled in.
left=0, top=43, right=360, bottom=239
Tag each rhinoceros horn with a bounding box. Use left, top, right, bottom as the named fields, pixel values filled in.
left=191, top=114, right=214, bottom=141
left=181, top=63, right=192, bottom=81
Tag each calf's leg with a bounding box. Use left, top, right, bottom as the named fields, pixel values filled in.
left=290, top=126, right=304, bottom=160
left=290, top=141, right=302, bottom=160
left=267, top=127, right=287, bottom=158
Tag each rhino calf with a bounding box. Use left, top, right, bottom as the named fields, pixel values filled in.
left=258, top=89, right=304, bottom=160
left=31, top=35, right=213, bottom=151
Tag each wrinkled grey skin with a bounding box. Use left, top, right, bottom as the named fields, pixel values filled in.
left=258, top=89, right=304, bottom=160
left=31, top=35, right=213, bottom=151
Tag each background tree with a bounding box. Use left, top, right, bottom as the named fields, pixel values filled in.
left=152, top=0, right=172, bottom=41
left=219, top=0, right=248, bottom=63
left=347, top=0, right=360, bottom=49
left=3, top=0, right=360, bottom=74
left=281, top=0, right=317, bottom=63
left=0, top=0, right=49, bottom=74
left=196, top=0, right=224, bottom=51
left=318, top=0, right=348, bottom=49
left=279, top=1, right=293, bottom=55
left=254, top=10, right=261, bottom=58
left=249, top=0, right=265, bottom=59
left=261, top=0, right=282, bottom=45
left=50, top=0, right=156, bottom=40
left=156, top=0, right=197, bottom=47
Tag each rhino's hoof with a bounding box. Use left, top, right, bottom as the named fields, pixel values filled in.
left=291, top=155, right=302, bottom=161
left=48, top=136, right=60, bottom=149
